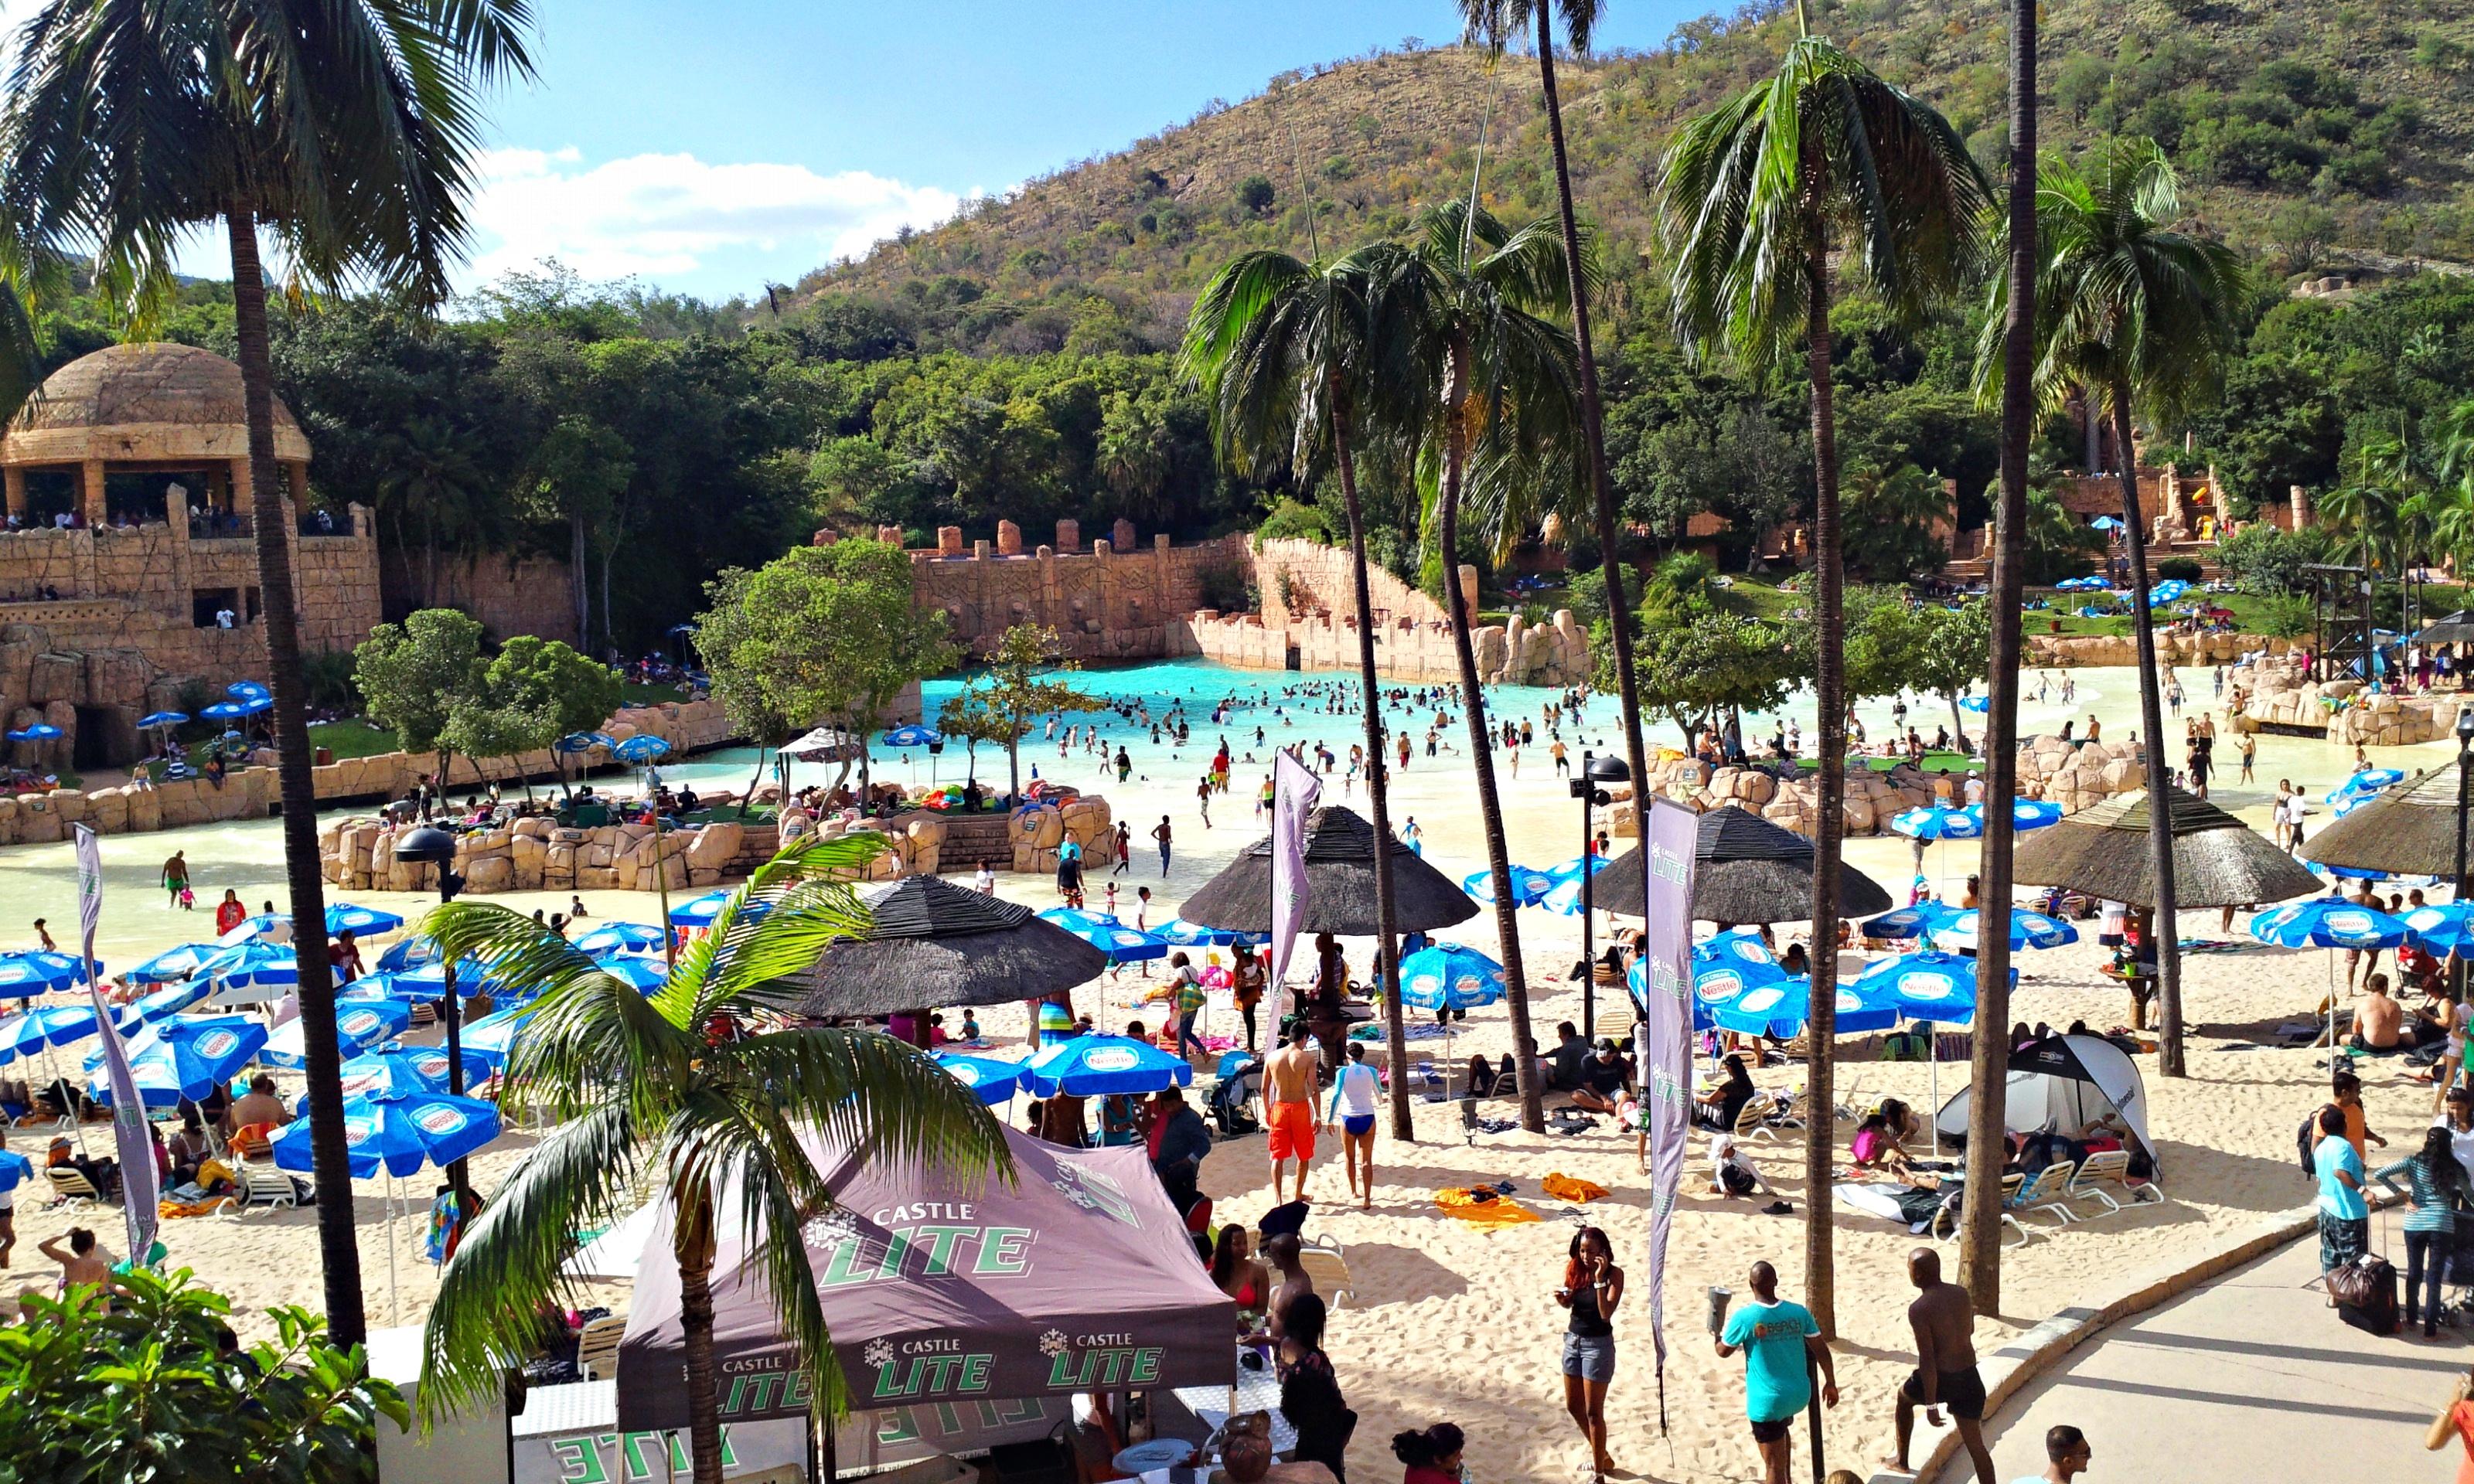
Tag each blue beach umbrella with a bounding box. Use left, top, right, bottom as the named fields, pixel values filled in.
left=199, top=941, right=298, bottom=988
left=1891, top=807, right=1981, bottom=842
left=0, top=1149, right=29, bottom=1194
left=667, top=890, right=734, bottom=928
left=227, top=680, right=271, bottom=703
left=388, top=958, right=504, bottom=1000
left=374, top=937, right=442, bottom=974
left=5, top=723, right=61, bottom=742
left=215, top=912, right=292, bottom=945
left=883, top=724, right=943, bottom=747
left=199, top=702, right=248, bottom=723
left=0, top=951, right=96, bottom=996
left=1397, top=944, right=1507, bottom=1013
left=240, top=696, right=274, bottom=716
left=935, top=1052, right=1029, bottom=1106
left=460, top=1004, right=537, bottom=1072
left=595, top=957, right=670, bottom=992
left=1930, top=906, right=2080, bottom=953
left=1708, top=975, right=1898, bottom=1039
left=271, top=1091, right=503, bottom=1179
left=2326, top=769, right=2406, bottom=805
left=338, top=1043, right=494, bottom=1098
left=1685, top=936, right=1793, bottom=1033
left=1544, top=854, right=1612, bottom=887
left=128, top=942, right=225, bottom=984
left=1862, top=902, right=1966, bottom=941
left=574, top=921, right=670, bottom=957
left=114, top=979, right=215, bottom=1030
left=1959, top=695, right=1990, bottom=713
left=614, top=734, right=670, bottom=764
left=1963, top=798, right=2065, bottom=833
left=325, top=902, right=406, bottom=936
left=554, top=731, right=616, bottom=754
left=1153, top=917, right=1267, bottom=948
left=2089, top=517, right=2121, bottom=532
left=1463, top=865, right=1555, bottom=907
left=0, top=1004, right=99, bottom=1061
left=85, top=1015, right=268, bottom=1108
left=1852, top=951, right=2013, bottom=1024
left=1036, top=907, right=1170, bottom=962
left=2250, top=897, right=2409, bottom=950
left=1022, top=1034, right=1193, bottom=1098
left=2149, top=579, right=2192, bottom=604
left=137, top=710, right=188, bottom=729
left=261, top=999, right=411, bottom=1069
left=2405, top=904, right=2474, bottom=955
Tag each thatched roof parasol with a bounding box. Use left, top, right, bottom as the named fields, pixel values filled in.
left=789, top=875, right=1107, bottom=1016
left=2411, top=611, right=2474, bottom=648
left=1177, top=805, right=1479, bottom=935
left=1593, top=804, right=1893, bottom=923
left=2300, top=765, right=2471, bottom=879
left=2012, top=782, right=2320, bottom=908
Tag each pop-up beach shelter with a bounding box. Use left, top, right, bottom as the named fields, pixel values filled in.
left=1933, top=1032, right=2159, bottom=1173
left=614, top=1123, right=1234, bottom=1435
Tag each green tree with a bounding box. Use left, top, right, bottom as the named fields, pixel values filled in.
left=1914, top=601, right=1995, bottom=745
left=0, top=1269, right=406, bottom=1481
left=1988, top=138, right=2245, bottom=1083
left=1661, top=21, right=1989, bottom=1337
left=934, top=683, right=1011, bottom=785
left=2020, top=482, right=2103, bottom=584
left=1626, top=610, right=1801, bottom=747
left=1185, top=241, right=1423, bottom=1138
left=0, top=0, right=537, bottom=1346
left=480, top=635, right=623, bottom=797
left=1404, top=199, right=1579, bottom=1134
left=355, top=608, right=486, bottom=798
left=1460, top=0, right=1655, bottom=887
left=695, top=540, right=955, bottom=805
left=1842, top=464, right=1957, bottom=582
left=523, top=414, right=635, bottom=650
left=416, top=835, right=1012, bottom=1484
left=972, top=624, right=1102, bottom=802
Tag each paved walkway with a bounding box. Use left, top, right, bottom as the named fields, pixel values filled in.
left=1934, top=1233, right=2471, bottom=1482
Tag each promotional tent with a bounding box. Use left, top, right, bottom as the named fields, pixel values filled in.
left=1932, top=1033, right=2158, bottom=1171
left=614, top=1125, right=1234, bottom=1433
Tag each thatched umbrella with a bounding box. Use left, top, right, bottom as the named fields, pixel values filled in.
left=1593, top=804, right=1895, bottom=923
left=2299, top=765, right=2469, bottom=879
left=2411, top=611, right=2474, bottom=648
left=789, top=875, right=1107, bottom=1019
left=1178, top=805, right=1479, bottom=934
left=2012, top=783, right=2320, bottom=908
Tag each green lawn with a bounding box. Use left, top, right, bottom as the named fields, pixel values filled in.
left=620, top=680, right=694, bottom=707
left=308, top=719, right=401, bottom=761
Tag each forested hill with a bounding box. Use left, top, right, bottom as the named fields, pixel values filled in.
left=778, top=0, right=2474, bottom=351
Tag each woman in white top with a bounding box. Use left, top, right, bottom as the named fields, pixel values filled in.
left=1325, top=1042, right=1382, bottom=1210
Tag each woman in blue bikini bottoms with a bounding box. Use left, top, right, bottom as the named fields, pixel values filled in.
left=1326, top=1041, right=1382, bottom=1209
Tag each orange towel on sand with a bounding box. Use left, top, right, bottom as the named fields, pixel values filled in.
left=1436, top=1186, right=1541, bottom=1227
left=1542, top=1173, right=1609, bottom=1203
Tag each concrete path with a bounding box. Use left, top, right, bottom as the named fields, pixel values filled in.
left=1933, top=1233, right=2472, bottom=1482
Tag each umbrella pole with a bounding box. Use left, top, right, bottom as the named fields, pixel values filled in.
left=387, top=1173, right=400, bottom=1326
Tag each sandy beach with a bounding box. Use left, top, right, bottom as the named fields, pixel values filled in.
left=0, top=659, right=2451, bottom=1481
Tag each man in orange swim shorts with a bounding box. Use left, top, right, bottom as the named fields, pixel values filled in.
left=1261, top=1018, right=1320, bottom=1202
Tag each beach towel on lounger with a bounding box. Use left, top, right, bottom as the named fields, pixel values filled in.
left=1437, top=1186, right=1542, bottom=1227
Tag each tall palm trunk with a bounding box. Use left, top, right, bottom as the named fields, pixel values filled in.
left=1333, top=399, right=1409, bottom=1140
left=2111, top=384, right=2185, bottom=1077
left=1962, top=0, right=2036, bottom=1313
left=1532, top=13, right=1652, bottom=868
left=675, top=1197, right=726, bottom=1484
left=227, top=208, right=363, bottom=1346
left=1800, top=196, right=1845, bottom=1341
left=1440, top=340, right=1542, bottom=1132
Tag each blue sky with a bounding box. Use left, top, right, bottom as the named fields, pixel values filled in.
left=450, top=0, right=1709, bottom=300
left=0, top=0, right=1709, bottom=299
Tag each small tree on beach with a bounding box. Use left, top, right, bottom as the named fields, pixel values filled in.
left=356, top=608, right=486, bottom=800
left=417, top=833, right=1013, bottom=1484
left=974, top=624, right=1102, bottom=802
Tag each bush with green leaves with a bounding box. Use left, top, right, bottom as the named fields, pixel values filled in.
left=1253, top=496, right=1334, bottom=547
left=2156, top=556, right=2204, bottom=582
left=0, top=1267, right=405, bottom=1482
left=2215, top=522, right=2333, bottom=595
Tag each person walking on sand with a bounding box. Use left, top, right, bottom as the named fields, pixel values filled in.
left=1261, top=1019, right=1319, bottom=1203
left=1151, top=815, right=1173, bottom=877
left=160, top=849, right=188, bottom=907
left=1557, top=1225, right=1625, bottom=1480
left=1325, top=1042, right=1381, bottom=1209
left=1886, top=1248, right=1993, bottom=1482
left=1113, top=820, right=1131, bottom=876
left=1716, top=1260, right=1836, bottom=1484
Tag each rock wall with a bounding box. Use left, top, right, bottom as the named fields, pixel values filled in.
left=383, top=548, right=579, bottom=645
left=306, top=698, right=737, bottom=803
left=2026, top=631, right=2286, bottom=669
left=901, top=526, right=1251, bottom=661
left=1177, top=605, right=1593, bottom=688
left=1252, top=538, right=1456, bottom=628
left=2230, top=659, right=2468, bottom=747
left=1000, top=795, right=1118, bottom=875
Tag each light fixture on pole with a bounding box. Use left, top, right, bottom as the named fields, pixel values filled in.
left=1572, top=751, right=1631, bottom=1040
left=393, top=825, right=471, bottom=1202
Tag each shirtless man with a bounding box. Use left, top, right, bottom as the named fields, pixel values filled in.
left=1261, top=1020, right=1320, bottom=1202
left=1262, top=1232, right=1314, bottom=1340
left=1886, top=1247, right=1993, bottom=1482
left=39, top=1227, right=114, bottom=1311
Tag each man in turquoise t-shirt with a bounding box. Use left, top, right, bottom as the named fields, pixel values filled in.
left=1716, top=1260, right=1838, bottom=1484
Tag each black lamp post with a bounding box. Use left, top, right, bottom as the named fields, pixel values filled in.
left=1572, top=751, right=1631, bottom=1040
left=394, top=825, right=471, bottom=1200
left=2455, top=708, right=2474, bottom=1012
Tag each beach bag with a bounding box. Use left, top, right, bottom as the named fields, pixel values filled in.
left=2298, top=1109, right=2333, bottom=1177
left=1881, top=1029, right=1929, bottom=1063
left=2329, top=1252, right=2400, bottom=1336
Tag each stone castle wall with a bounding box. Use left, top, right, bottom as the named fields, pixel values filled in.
left=888, top=518, right=1250, bottom=661
left=383, top=547, right=579, bottom=645
left=1251, top=537, right=1454, bottom=628
left=1177, top=605, right=1592, bottom=687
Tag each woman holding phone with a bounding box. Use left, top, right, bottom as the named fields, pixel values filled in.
left=1556, top=1225, right=1625, bottom=1481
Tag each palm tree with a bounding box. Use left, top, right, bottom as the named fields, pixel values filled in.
left=0, top=0, right=535, bottom=1346
left=1661, top=26, right=1988, bottom=1336
left=1955, top=0, right=2040, bottom=1317
left=1457, top=0, right=1654, bottom=862
left=1989, top=138, right=2243, bottom=1081
left=417, top=835, right=1012, bottom=1484
left=1406, top=199, right=1582, bottom=1132
left=1185, top=244, right=1424, bottom=1139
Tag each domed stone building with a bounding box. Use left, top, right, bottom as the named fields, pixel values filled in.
left=0, top=343, right=378, bottom=775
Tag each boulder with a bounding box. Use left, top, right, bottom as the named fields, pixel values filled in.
left=464, top=855, right=514, bottom=893
left=686, top=822, right=745, bottom=871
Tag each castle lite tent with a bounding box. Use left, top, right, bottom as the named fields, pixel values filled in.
left=1934, top=1033, right=2159, bottom=1173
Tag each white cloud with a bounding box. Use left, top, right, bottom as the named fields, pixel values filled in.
left=465, top=146, right=965, bottom=291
